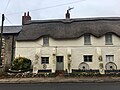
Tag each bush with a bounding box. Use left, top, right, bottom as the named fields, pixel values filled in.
left=12, top=57, right=31, bottom=70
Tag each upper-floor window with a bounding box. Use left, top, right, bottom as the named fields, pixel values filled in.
left=43, top=36, right=49, bottom=46
left=106, top=55, right=114, bottom=62
left=105, top=34, right=112, bottom=45
left=84, top=55, right=92, bottom=62
left=84, top=34, right=91, bottom=45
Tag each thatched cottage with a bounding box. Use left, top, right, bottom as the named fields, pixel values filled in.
left=15, top=11, right=120, bottom=74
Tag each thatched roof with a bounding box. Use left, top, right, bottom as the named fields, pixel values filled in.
left=17, top=17, right=120, bottom=41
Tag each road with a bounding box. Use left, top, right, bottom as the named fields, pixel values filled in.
left=0, top=83, right=120, bottom=90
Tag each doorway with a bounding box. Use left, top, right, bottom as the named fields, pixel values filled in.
left=56, top=56, right=64, bottom=71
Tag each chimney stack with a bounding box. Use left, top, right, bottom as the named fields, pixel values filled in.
left=66, top=10, right=70, bottom=19
left=22, top=11, right=31, bottom=25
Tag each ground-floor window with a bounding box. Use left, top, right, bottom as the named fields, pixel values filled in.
left=106, top=55, right=114, bottom=62
left=41, top=57, right=49, bottom=64
left=84, top=55, right=92, bottom=62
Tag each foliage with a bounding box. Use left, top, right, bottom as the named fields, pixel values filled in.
left=12, top=57, right=31, bottom=70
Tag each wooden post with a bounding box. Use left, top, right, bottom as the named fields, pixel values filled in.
left=0, top=14, right=5, bottom=65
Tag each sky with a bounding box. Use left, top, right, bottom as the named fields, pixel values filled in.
left=0, top=0, right=120, bottom=26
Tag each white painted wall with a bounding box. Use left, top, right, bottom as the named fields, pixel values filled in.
left=15, top=34, right=120, bottom=73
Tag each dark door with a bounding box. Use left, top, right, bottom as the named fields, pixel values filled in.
left=56, top=56, right=64, bottom=70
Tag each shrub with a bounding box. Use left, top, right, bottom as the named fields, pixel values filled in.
left=12, top=57, right=31, bottom=70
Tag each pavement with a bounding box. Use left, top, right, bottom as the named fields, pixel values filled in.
left=0, top=76, right=120, bottom=83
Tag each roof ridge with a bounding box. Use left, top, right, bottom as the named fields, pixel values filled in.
left=25, top=17, right=120, bottom=25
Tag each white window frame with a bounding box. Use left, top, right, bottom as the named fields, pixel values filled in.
left=84, top=34, right=91, bottom=45
left=43, top=36, right=49, bottom=46
left=84, top=55, right=93, bottom=62
left=105, top=34, right=113, bottom=45
left=41, top=57, right=49, bottom=64
left=106, top=55, right=114, bottom=62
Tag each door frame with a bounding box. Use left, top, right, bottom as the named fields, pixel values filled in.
left=56, top=56, right=64, bottom=71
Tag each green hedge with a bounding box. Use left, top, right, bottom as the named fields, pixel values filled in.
left=12, top=57, right=31, bottom=70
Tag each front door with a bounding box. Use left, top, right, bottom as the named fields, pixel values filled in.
left=56, top=56, right=64, bottom=70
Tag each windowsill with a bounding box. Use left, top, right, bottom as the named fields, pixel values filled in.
left=43, top=45, right=49, bottom=47
left=105, top=43, right=113, bottom=45
left=84, top=44, right=92, bottom=45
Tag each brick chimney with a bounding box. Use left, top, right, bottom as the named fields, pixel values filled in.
left=22, top=12, right=31, bottom=25
left=65, top=10, right=70, bottom=19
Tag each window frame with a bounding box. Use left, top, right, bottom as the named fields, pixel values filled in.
left=41, top=57, right=49, bottom=64
left=84, top=55, right=93, bottom=62
left=106, top=55, right=114, bottom=62
left=105, top=33, right=113, bottom=45
left=84, top=34, right=91, bottom=45
left=43, top=36, right=49, bottom=46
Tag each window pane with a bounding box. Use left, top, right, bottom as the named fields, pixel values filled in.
left=84, top=34, right=91, bottom=45
left=84, top=55, right=92, bottom=62
left=106, top=55, right=114, bottom=62
left=105, top=34, right=112, bottom=45
left=41, top=57, right=49, bottom=64
left=84, top=56, right=87, bottom=62
left=57, top=56, right=63, bottom=62
left=43, top=36, right=49, bottom=46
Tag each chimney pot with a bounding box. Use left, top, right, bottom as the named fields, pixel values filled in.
left=24, top=12, right=26, bottom=16
left=27, top=11, right=29, bottom=16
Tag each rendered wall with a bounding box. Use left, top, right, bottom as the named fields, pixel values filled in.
left=15, top=34, right=120, bottom=73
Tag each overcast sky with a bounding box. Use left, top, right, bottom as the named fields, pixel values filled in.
left=0, top=0, right=120, bottom=26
